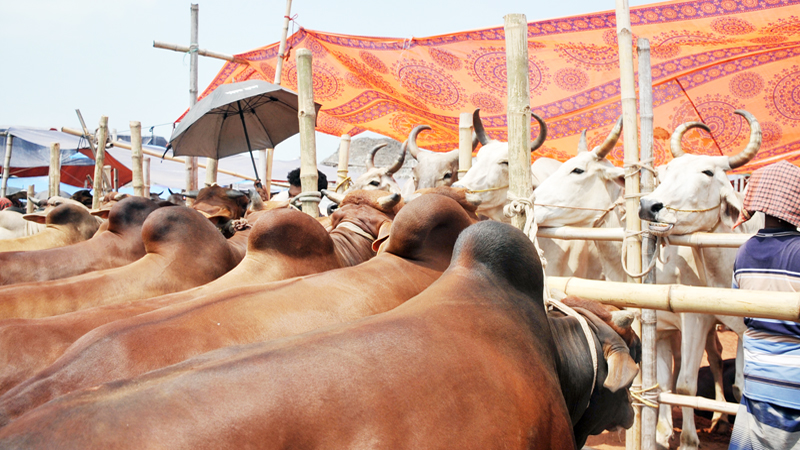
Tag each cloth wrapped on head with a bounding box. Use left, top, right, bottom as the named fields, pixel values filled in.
left=0, top=197, right=11, bottom=210
left=734, top=160, right=800, bottom=229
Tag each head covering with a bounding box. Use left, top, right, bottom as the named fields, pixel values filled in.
left=0, top=197, right=11, bottom=210
left=734, top=161, right=800, bottom=229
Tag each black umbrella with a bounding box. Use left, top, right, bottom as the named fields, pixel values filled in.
left=169, top=80, right=322, bottom=183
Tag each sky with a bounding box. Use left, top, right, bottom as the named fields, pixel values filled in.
left=0, top=0, right=653, bottom=164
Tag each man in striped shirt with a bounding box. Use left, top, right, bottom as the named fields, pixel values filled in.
left=730, top=161, right=800, bottom=450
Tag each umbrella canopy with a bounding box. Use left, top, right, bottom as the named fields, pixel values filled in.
left=170, top=80, right=321, bottom=161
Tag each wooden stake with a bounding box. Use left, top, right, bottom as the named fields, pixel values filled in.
left=185, top=3, right=199, bottom=192
left=26, top=185, right=34, bottom=214
left=274, top=0, right=294, bottom=85
left=296, top=48, right=319, bottom=217
left=1, top=135, right=13, bottom=198
left=265, top=148, right=274, bottom=196
left=144, top=157, right=151, bottom=197
left=504, top=14, right=532, bottom=232
left=103, top=166, right=112, bottom=192
left=337, top=134, right=351, bottom=193
left=92, top=117, right=108, bottom=209
left=458, top=112, right=473, bottom=176
left=49, top=142, right=61, bottom=198
left=638, top=37, right=658, bottom=450
left=131, top=121, right=145, bottom=197
left=113, top=168, right=119, bottom=192
left=204, top=157, right=218, bottom=187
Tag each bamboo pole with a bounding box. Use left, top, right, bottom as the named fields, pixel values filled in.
left=296, top=48, right=319, bottom=217
left=458, top=112, right=473, bottom=176
left=637, top=37, right=657, bottom=450
left=504, top=13, right=532, bottom=232
left=113, top=168, right=119, bottom=192
left=152, top=41, right=247, bottom=64
left=131, top=121, right=145, bottom=197
left=92, top=117, right=108, bottom=209
left=26, top=185, right=34, bottom=213
left=204, top=158, right=218, bottom=187
left=185, top=3, right=199, bottom=192
left=337, top=134, right=351, bottom=193
left=658, top=393, right=739, bottom=416
left=49, top=143, right=61, bottom=198
left=265, top=148, right=275, bottom=195
left=144, top=157, right=151, bottom=197
left=274, top=0, right=293, bottom=86
left=548, top=276, right=800, bottom=320
left=1, top=135, right=13, bottom=198
left=103, top=166, right=112, bottom=192
left=536, top=226, right=751, bottom=248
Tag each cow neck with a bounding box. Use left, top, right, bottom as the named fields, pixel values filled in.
left=330, top=221, right=378, bottom=268
left=547, top=298, right=598, bottom=398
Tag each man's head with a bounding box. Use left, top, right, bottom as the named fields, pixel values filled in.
left=287, top=168, right=328, bottom=198
left=735, top=160, right=800, bottom=229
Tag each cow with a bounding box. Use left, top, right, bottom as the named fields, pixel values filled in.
left=348, top=142, right=406, bottom=194
left=0, top=196, right=88, bottom=242
left=185, top=184, right=249, bottom=238
left=0, top=189, right=401, bottom=396
left=0, top=194, right=473, bottom=424
left=0, top=221, right=639, bottom=450
left=0, top=203, right=101, bottom=253
left=638, top=110, right=762, bottom=450
left=0, top=205, right=242, bottom=321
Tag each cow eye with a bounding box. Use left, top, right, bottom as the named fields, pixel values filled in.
left=369, top=180, right=380, bottom=187
left=443, top=172, right=452, bottom=179
left=571, top=168, right=585, bottom=174
left=498, top=160, right=508, bottom=166
left=702, top=170, right=714, bottom=177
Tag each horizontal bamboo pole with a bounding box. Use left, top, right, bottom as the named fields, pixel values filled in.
left=536, top=226, right=751, bottom=248
left=658, top=393, right=739, bottom=416
left=548, top=276, right=800, bottom=321
left=153, top=41, right=248, bottom=64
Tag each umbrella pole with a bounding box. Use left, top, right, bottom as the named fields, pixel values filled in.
left=237, top=101, right=260, bottom=185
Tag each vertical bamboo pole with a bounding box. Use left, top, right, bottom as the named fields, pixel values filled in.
left=274, top=0, right=293, bottom=86
left=26, top=185, right=34, bottom=213
left=131, top=121, right=145, bottom=197
left=92, top=117, right=108, bottom=209
left=49, top=143, right=61, bottom=198
left=336, top=134, right=351, bottom=193
left=296, top=48, right=319, bottom=217
left=638, top=37, right=658, bottom=450
left=185, top=3, right=199, bottom=191
left=458, top=112, right=473, bottom=177
left=265, top=148, right=274, bottom=197
left=103, top=166, right=112, bottom=192
left=257, top=149, right=268, bottom=190
left=504, top=14, right=532, bottom=232
left=616, top=1, right=642, bottom=448
left=1, top=135, right=13, bottom=198
left=144, top=157, right=151, bottom=198
left=113, top=169, right=119, bottom=192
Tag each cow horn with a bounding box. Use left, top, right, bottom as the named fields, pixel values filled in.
left=377, top=192, right=401, bottom=210
left=322, top=189, right=345, bottom=205
left=670, top=121, right=710, bottom=159
left=406, top=125, right=431, bottom=160
left=29, top=197, right=45, bottom=207
left=531, top=113, right=547, bottom=153
left=577, top=130, right=588, bottom=153
left=592, top=117, right=623, bottom=159
left=248, top=189, right=266, bottom=211
left=184, top=190, right=199, bottom=199
left=471, top=130, right=480, bottom=151
left=610, top=310, right=635, bottom=329
left=473, top=108, right=492, bottom=147
left=385, top=142, right=406, bottom=176
left=168, top=188, right=176, bottom=195
left=226, top=189, right=246, bottom=199
left=156, top=191, right=164, bottom=196
left=728, top=109, right=762, bottom=170
left=365, top=143, right=386, bottom=171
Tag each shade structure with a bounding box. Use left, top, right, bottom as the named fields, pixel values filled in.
left=171, top=80, right=322, bottom=180
left=194, top=0, right=800, bottom=174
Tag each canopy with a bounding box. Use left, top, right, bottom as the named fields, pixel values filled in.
left=194, top=0, right=800, bottom=174
left=0, top=127, right=132, bottom=188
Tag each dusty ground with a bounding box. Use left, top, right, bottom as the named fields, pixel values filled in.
left=584, top=330, right=738, bottom=450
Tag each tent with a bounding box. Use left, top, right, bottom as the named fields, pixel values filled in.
left=193, top=0, right=800, bottom=174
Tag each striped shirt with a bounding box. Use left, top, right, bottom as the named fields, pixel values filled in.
left=733, top=228, right=800, bottom=410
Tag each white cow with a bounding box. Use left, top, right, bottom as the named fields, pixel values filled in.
left=400, top=125, right=466, bottom=200
left=639, top=110, right=763, bottom=450
left=348, top=143, right=405, bottom=195
left=0, top=196, right=85, bottom=240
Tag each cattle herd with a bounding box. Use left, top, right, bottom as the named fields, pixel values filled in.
left=0, top=106, right=764, bottom=449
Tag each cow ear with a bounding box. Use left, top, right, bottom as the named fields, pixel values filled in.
left=22, top=212, right=48, bottom=224
left=604, top=351, right=639, bottom=393
left=372, top=221, right=392, bottom=253
left=718, top=179, right=743, bottom=230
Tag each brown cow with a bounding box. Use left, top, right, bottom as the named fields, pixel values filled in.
left=0, top=190, right=400, bottom=395
left=0, top=197, right=161, bottom=286
left=0, top=221, right=639, bottom=449
left=0, top=194, right=472, bottom=423
left=0, top=206, right=241, bottom=321
left=0, top=203, right=101, bottom=252
left=186, top=184, right=249, bottom=238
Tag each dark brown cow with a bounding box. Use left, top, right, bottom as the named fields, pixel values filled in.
left=0, top=190, right=400, bottom=395
left=0, top=203, right=101, bottom=252
left=0, top=221, right=639, bottom=449
left=0, top=206, right=241, bottom=321
left=187, top=184, right=249, bottom=238
left=0, top=197, right=161, bottom=286
left=0, top=194, right=471, bottom=423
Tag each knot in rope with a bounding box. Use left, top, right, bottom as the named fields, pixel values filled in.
left=504, top=191, right=548, bottom=275
left=229, top=218, right=252, bottom=232
left=630, top=383, right=660, bottom=409
left=333, top=176, right=352, bottom=193
left=291, top=191, right=322, bottom=210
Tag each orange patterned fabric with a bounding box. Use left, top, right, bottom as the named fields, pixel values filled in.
left=193, top=0, right=800, bottom=173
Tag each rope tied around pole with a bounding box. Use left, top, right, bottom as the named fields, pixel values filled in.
left=504, top=191, right=548, bottom=283
left=333, top=176, right=352, bottom=193
left=630, top=383, right=661, bottom=409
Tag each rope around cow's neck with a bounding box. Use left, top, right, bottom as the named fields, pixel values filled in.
left=466, top=184, right=509, bottom=194
left=546, top=297, right=599, bottom=399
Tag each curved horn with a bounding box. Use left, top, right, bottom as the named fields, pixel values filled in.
left=385, top=142, right=406, bottom=176
left=365, top=143, right=386, bottom=171
left=29, top=197, right=45, bottom=207
left=670, top=122, right=710, bottom=159
left=377, top=192, right=402, bottom=210
left=248, top=189, right=266, bottom=211
left=531, top=113, right=547, bottom=152
left=406, top=125, right=431, bottom=160
left=322, top=189, right=345, bottom=205
left=728, top=109, right=762, bottom=170
left=471, top=131, right=480, bottom=151
left=226, top=189, right=246, bottom=199
left=473, top=108, right=491, bottom=147
left=156, top=191, right=164, bottom=196
left=168, top=188, right=176, bottom=195
left=184, top=190, right=199, bottom=199
left=592, top=116, right=623, bottom=159
left=577, top=130, right=588, bottom=153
